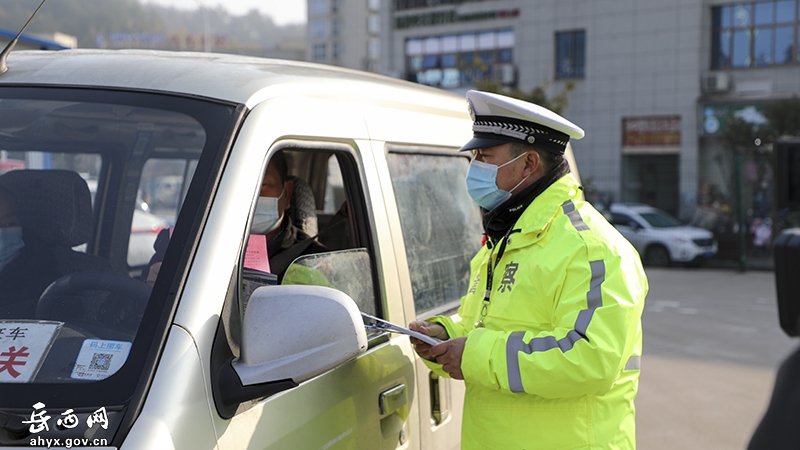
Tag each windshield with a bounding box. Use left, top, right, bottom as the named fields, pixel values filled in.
left=0, top=87, right=237, bottom=427
left=639, top=210, right=683, bottom=228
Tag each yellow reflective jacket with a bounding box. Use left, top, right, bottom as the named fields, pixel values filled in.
left=426, top=173, right=648, bottom=450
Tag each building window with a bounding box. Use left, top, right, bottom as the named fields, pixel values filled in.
left=332, top=18, right=340, bottom=37
left=404, top=29, right=516, bottom=89
left=368, top=15, right=381, bottom=35
left=368, top=0, right=381, bottom=12
left=368, top=38, right=381, bottom=59
left=712, top=1, right=798, bottom=69
left=310, top=0, right=327, bottom=16
left=312, top=43, right=327, bottom=61
left=555, top=29, right=586, bottom=79
left=311, top=19, right=329, bottom=39
left=332, top=42, right=341, bottom=60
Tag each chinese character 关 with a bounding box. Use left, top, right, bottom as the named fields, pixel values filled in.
left=0, top=346, right=29, bottom=378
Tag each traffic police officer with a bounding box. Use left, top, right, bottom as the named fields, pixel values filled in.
left=410, top=90, right=648, bottom=449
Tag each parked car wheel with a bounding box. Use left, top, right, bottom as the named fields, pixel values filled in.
left=644, top=244, right=671, bottom=267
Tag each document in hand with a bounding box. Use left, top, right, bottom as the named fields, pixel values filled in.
left=361, top=312, right=442, bottom=346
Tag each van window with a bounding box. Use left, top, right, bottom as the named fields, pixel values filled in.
left=387, top=150, right=483, bottom=315
left=0, top=86, right=234, bottom=409
left=128, top=158, right=197, bottom=267
left=239, top=148, right=378, bottom=317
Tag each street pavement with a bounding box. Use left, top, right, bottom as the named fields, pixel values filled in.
left=636, top=267, right=797, bottom=449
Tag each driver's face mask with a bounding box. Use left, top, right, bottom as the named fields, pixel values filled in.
left=251, top=186, right=285, bottom=235
left=466, top=151, right=529, bottom=210
left=0, top=226, right=24, bottom=269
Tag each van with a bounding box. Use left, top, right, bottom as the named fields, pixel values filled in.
left=0, top=50, right=578, bottom=449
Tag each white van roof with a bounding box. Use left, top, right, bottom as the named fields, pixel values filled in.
left=0, top=50, right=466, bottom=113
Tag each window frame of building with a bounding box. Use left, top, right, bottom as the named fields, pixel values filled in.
left=368, top=38, right=381, bottom=59
left=331, top=18, right=340, bottom=37
left=310, top=19, right=329, bottom=39
left=711, top=0, right=799, bottom=69
left=312, top=43, right=327, bottom=61
left=554, top=29, right=586, bottom=79
left=368, top=14, right=381, bottom=35
left=310, top=0, right=328, bottom=16
left=404, top=29, right=516, bottom=89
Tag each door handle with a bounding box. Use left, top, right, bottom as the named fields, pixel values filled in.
left=379, top=384, right=407, bottom=415
left=429, top=372, right=450, bottom=425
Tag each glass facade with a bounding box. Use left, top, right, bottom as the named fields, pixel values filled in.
left=712, top=0, right=798, bottom=68
left=311, top=19, right=329, bottom=39
left=555, top=29, right=586, bottom=79
left=312, top=43, right=327, bottom=61
left=405, top=29, right=515, bottom=88
left=310, top=0, right=328, bottom=16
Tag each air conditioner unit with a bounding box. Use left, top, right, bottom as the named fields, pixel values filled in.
left=492, top=64, right=516, bottom=85
left=703, top=72, right=731, bottom=93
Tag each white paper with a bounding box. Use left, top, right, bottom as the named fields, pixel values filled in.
left=71, top=339, right=132, bottom=380
left=361, top=312, right=442, bottom=346
left=0, top=320, right=62, bottom=383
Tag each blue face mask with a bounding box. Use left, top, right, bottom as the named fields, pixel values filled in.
left=0, top=226, right=24, bottom=269
left=251, top=188, right=285, bottom=235
left=466, top=152, right=529, bottom=210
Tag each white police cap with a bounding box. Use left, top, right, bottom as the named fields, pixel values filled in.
left=460, top=90, right=584, bottom=155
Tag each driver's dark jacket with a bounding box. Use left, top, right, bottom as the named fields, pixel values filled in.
left=0, top=243, right=111, bottom=319
left=267, top=216, right=328, bottom=282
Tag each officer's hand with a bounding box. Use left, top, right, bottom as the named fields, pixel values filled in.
left=408, top=321, right=448, bottom=361
left=429, top=337, right=466, bottom=380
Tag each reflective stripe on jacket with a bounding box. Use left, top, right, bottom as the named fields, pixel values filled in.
left=426, top=173, right=648, bottom=450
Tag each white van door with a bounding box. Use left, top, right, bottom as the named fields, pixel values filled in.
left=208, top=129, right=422, bottom=448
left=376, top=145, right=484, bottom=450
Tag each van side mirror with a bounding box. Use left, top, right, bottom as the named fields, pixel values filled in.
left=235, top=284, right=367, bottom=383
left=214, top=285, right=367, bottom=417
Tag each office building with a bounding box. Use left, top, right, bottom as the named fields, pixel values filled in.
left=315, top=0, right=800, bottom=237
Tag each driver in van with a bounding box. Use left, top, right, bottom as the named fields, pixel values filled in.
left=254, top=150, right=327, bottom=281
left=144, top=151, right=326, bottom=285
left=408, top=90, right=648, bottom=450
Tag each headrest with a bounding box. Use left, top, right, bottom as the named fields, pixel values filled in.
left=0, top=169, right=93, bottom=246
left=288, top=175, right=318, bottom=237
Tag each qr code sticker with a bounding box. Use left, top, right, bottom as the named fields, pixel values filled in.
left=89, top=353, right=113, bottom=372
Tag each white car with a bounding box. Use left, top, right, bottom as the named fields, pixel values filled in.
left=609, top=203, right=717, bottom=266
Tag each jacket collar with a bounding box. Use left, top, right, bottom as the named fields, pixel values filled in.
left=482, top=158, right=571, bottom=242
left=490, top=173, right=583, bottom=251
